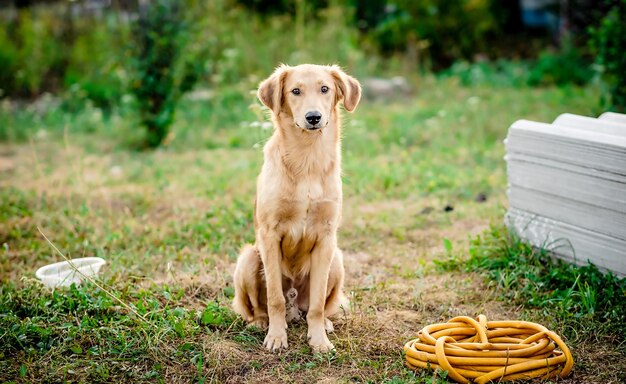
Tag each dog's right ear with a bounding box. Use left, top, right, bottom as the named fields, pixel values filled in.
left=257, top=64, right=290, bottom=115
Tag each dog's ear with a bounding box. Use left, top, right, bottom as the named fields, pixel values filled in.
left=330, top=66, right=361, bottom=112
left=257, top=64, right=290, bottom=115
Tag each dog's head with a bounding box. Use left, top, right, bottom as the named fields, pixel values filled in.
left=257, top=64, right=361, bottom=131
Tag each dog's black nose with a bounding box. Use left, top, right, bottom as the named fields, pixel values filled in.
left=305, top=111, right=322, bottom=126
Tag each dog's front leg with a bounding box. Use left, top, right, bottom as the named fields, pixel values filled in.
left=258, top=231, right=288, bottom=351
left=307, top=235, right=335, bottom=352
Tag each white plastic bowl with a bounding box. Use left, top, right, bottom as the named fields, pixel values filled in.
left=35, top=257, right=106, bottom=288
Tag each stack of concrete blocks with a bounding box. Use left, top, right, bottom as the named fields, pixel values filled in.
left=505, top=112, right=626, bottom=277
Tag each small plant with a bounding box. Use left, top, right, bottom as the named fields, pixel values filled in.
left=200, top=301, right=236, bottom=329
left=590, top=0, right=626, bottom=112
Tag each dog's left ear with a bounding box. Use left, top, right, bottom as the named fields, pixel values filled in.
left=330, top=66, right=361, bottom=112
left=258, top=64, right=290, bottom=115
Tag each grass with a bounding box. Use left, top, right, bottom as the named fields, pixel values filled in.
left=1, top=75, right=624, bottom=383
left=466, top=226, right=626, bottom=337
left=441, top=226, right=626, bottom=382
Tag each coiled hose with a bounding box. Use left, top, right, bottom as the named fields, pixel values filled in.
left=404, top=315, right=574, bottom=383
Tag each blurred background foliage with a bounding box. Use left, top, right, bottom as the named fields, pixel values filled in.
left=589, top=0, right=626, bottom=112
left=0, top=0, right=624, bottom=144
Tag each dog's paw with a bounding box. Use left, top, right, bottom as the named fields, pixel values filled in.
left=324, top=318, right=334, bottom=333
left=263, top=329, right=288, bottom=352
left=249, top=317, right=269, bottom=330
left=308, top=331, right=335, bottom=353
left=310, top=339, right=335, bottom=353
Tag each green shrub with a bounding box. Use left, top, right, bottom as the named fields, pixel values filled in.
left=0, top=8, right=65, bottom=98
left=129, top=0, right=195, bottom=148
left=361, top=0, right=498, bottom=69
left=527, top=44, right=594, bottom=86
left=440, top=60, right=530, bottom=87
left=0, top=6, right=127, bottom=106
left=441, top=46, right=594, bottom=88
left=0, top=28, right=18, bottom=98
left=63, top=15, right=128, bottom=112
left=590, top=0, right=626, bottom=112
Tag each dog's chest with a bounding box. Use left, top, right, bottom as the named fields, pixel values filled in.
left=296, top=178, right=324, bottom=201
left=287, top=179, right=331, bottom=236
left=279, top=179, right=338, bottom=267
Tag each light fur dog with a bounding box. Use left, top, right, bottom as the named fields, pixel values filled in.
left=232, top=64, right=361, bottom=352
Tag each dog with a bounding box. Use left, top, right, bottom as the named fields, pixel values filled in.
left=232, top=64, right=361, bottom=353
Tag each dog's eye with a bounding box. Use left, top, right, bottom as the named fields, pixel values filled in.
left=291, top=88, right=301, bottom=95
left=321, top=86, right=329, bottom=94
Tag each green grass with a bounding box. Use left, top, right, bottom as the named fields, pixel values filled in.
left=1, top=76, right=624, bottom=383
left=459, top=226, right=626, bottom=382
left=467, top=226, right=626, bottom=338
left=0, top=282, right=245, bottom=382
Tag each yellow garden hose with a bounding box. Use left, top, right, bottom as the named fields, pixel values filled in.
left=404, top=315, right=574, bottom=383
